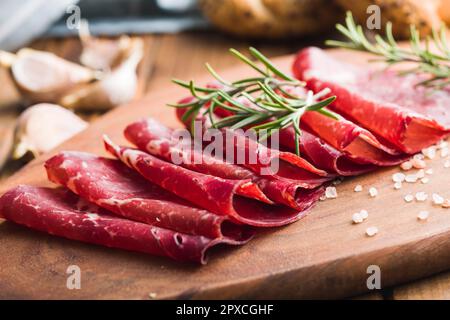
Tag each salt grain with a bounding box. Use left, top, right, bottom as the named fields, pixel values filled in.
left=415, top=192, right=428, bottom=202
left=405, top=174, right=418, bottom=183
left=360, top=209, right=369, bottom=220
left=417, top=211, right=429, bottom=221
left=432, top=193, right=444, bottom=205
left=392, top=173, right=405, bottom=182
left=352, top=213, right=363, bottom=224
left=416, top=169, right=425, bottom=179
left=441, top=147, right=449, bottom=158
left=420, top=177, right=429, bottom=184
left=400, top=161, right=413, bottom=171
left=369, top=187, right=378, bottom=197
left=425, top=168, right=433, bottom=175
left=325, top=186, right=337, bottom=199
left=394, top=182, right=402, bottom=189
left=422, top=147, right=436, bottom=160
left=437, top=141, right=448, bottom=149
left=366, top=226, right=378, bottom=237
left=354, top=184, right=363, bottom=192
left=445, top=160, right=450, bottom=168
left=149, top=293, right=157, bottom=299
left=412, top=158, right=426, bottom=169
left=442, top=199, right=450, bottom=208
left=404, top=194, right=414, bottom=203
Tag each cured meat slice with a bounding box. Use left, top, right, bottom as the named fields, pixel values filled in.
left=293, top=47, right=450, bottom=154
left=103, top=136, right=302, bottom=227
left=125, top=118, right=325, bottom=210
left=45, top=151, right=253, bottom=240
left=0, top=185, right=247, bottom=264
left=289, top=111, right=407, bottom=166
left=175, top=108, right=332, bottom=187
left=279, top=127, right=376, bottom=176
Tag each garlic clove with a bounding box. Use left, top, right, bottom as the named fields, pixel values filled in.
left=60, top=38, right=143, bottom=111
left=0, top=117, right=15, bottom=170
left=5, top=48, right=98, bottom=103
left=79, top=20, right=131, bottom=71
left=13, top=103, right=87, bottom=158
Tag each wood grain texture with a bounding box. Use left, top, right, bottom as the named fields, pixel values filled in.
left=0, top=49, right=449, bottom=299
left=392, top=272, right=450, bottom=300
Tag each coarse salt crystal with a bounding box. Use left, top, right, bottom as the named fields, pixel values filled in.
left=445, top=160, right=450, bottom=168
left=392, top=173, right=405, bottom=182
left=442, top=199, right=450, bottom=208
left=404, top=194, right=414, bottom=202
left=394, top=182, right=402, bottom=189
left=420, top=177, right=429, bottom=184
left=360, top=209, right=368, bottom=220
left=441, top=147, right=449, bottom=158
left=417, top=211, right=429, bottom=221
left=425, top=168, right=433, bottom=175
left=369, top=187, right=378, bottom=197
left=415, top=192, right=428, bottom=202
left=149, top=292, right=157, bottom=299
left=319, top=194, right=327, bottom=201
left=432, top=193, right=444, bottom=205
left=400, top=161, right=413, bottom=171
left=405, top=174, right=418, bottom=183
left=412, top=158, right=426, bottom=169
left=422, top=147, right=436, bottom=159
left=416, top=169, right=425, bottom=179
left=366, top=226, right=378, bottom=237
left=437, top=141, right=448, bottom=149
left=413, top=154, right=425, bottom=161
left=352, top=213, right=363, bottom=224
left=325, top=186, right=337, bottom=199
left=354, top=184, right=363, bottom=192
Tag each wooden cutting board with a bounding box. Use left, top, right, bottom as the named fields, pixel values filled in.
left=1, top=49, right=449, bottom=299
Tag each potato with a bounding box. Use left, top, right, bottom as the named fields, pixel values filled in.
left=199, top=0, right=343, bottom=39
left=336, top=0, right=443, bottom=38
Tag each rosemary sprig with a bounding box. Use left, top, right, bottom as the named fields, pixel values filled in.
left=326, top=11, right=450, bottom=89
left=168, top=47, right=337, bottom=155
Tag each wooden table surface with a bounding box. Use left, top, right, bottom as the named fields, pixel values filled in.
left=0, top=31, right=449, bottom=300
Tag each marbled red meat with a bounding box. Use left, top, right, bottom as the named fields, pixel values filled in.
left=293, top=47, right=450, bottom=154
left=45, top=151, right=252, bottom=240
left=125, top=118, right=325, bottom=210
left=103, top=136, right=302, bottom=227
left=0, top=185, right=247, bottom=264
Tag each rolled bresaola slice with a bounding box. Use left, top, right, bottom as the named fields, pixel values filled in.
left=124, top=118, right=325, bottom=210
left=293, top=47, right=450, bottom=154
left=103, top=136, right=302, bottom=227
left=45, top=151, right=253, bottom=240
left=279, top=127, right=376, bottom=176
left=0, top=185, right=247, bottom=264
left=175, top=107, right=332, bottom=187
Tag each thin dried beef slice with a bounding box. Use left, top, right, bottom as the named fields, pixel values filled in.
left=45, top=151, right=253, bottom=241
left=103, top=135, right=302, bottom=227
left=125, top=118, right=325, bottom=210
left=279, top=127, right=375, bottom=176
left=0, top=185, right=242, bottom=264
left=175, top=107, right=332, bottom=186
left=293, top=47, right=450, bottom=154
